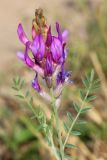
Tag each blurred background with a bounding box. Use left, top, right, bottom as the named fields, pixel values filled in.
left=0, top=0, right=107, bottom=159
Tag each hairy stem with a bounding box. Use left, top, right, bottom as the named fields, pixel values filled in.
left=51, top=89, right=64, bottom=160
left=50, top=131, right=60, bottom=160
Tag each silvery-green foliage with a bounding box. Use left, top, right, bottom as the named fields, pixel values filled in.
left=62, top=70, right=100, bottom=159
left=12, top=69, right=100, bottom=160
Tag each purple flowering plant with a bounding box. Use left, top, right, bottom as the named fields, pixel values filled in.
left=12, top=9, right=100, bottom=160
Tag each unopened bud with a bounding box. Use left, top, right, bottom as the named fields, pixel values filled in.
left=32, top=8, right=48, bottom=40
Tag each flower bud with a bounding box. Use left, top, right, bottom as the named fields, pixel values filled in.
left=32, top=73, right=41, bottom=92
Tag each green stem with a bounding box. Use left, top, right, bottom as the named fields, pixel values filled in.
left=51, top=89, right=64, bottom=160
left=63, top=84, right=92, bottom=149
left=54, top=106, right=64, bottom=160
left=50, top=131, right=60, bottom=160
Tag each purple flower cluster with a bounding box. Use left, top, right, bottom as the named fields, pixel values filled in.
left=17, top=11, right=72, bottom=101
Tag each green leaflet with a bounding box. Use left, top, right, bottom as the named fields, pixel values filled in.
left=80, top=107, right=92, bottom=113
left=25, top=90, right=30, bottom=97
left=65, top=143, right=77, bottom=149
left=77, top=120, right=87, bottom=124
left=86, top=95, right=96, bottom=102
left=73, top=103, right=80, bottom=112
left=67, top=112, right=74, bottom=121
left=71, top=130, right=81, bottom=136
left=15, top=94, right=25, bottom=99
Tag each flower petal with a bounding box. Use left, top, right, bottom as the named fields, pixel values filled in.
left=17, top=51, right=24, bottom=61
left=46, top=26, right=52, bottom=47
left=57, top=64, right=72, bottom=85
left=17, top=43, right=34, bottom=68
left=51, top=37, right=63, bottom=63
left=24, top=43, right=34, bottom=68
left=17, top=24, right=29, bottom=44
left=30, top=34, right=45, bottom=60
left=62, top=30, right=69, bottom=42
left=56, top=22, right=62, bottom=43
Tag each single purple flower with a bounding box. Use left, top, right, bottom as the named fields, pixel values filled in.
left=17, top=43, right=44, bottom=77
left=51, top=37, right=63, bottom=63
left=57, top=65, right=72, bottom=86
left=32, top=73, right=41, bottom=92
left=54, top=66, right=72, bottom=97
left=30, top=34, right=45, bottom=61
left=44, top=53, right=53, bottom=77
